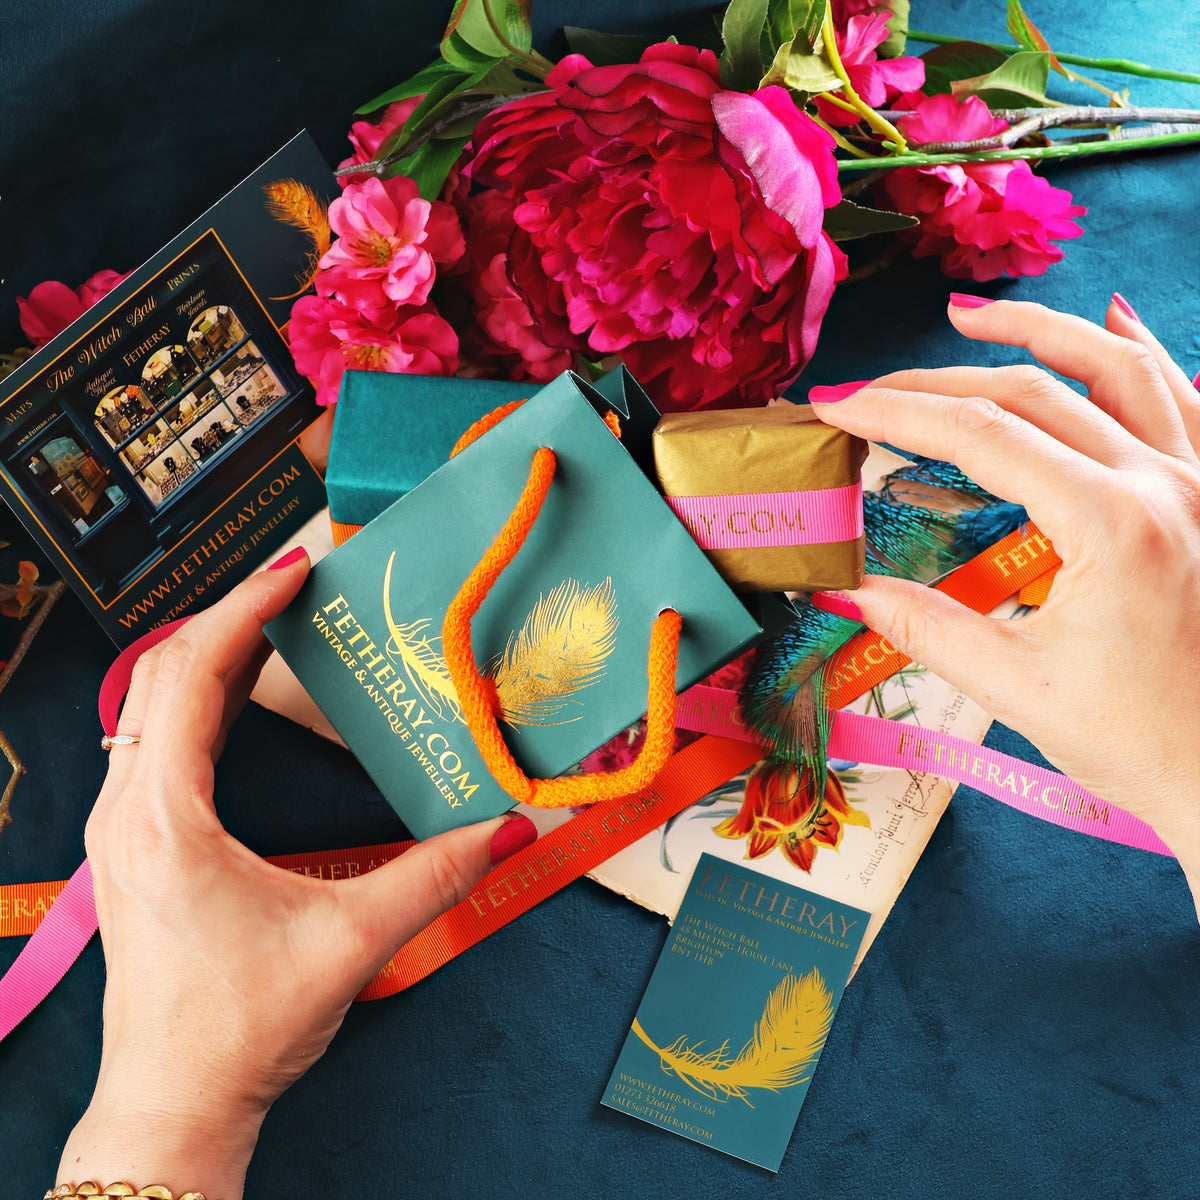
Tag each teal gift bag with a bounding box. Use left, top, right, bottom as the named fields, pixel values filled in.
left=269, top=370, right=761, bottom=839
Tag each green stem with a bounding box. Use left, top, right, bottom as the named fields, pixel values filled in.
left=836, top=126, right=1200, bottom=170
left=908, top=30, right=1200, bottom=86
left=822, top=8, right=909, bottom=151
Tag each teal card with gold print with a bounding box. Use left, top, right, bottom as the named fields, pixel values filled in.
left=266, top=372, right=761, bottom=840
left=603, top=853, right=868, bottom=1171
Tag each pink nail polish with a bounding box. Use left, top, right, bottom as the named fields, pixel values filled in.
left=489, top=813, right=538, bottom=865
left=268, top=546, right=308, bottom=571
left=810, top=591, right=863, bottom=623
left=808, top=380, right=873, bottom=405
left=948, top=293, right=996, bottom=310
left=1111, top=292, right=1141, bottom=323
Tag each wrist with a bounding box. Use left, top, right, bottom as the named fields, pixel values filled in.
left=58, top=1086, right=265, bottom=1200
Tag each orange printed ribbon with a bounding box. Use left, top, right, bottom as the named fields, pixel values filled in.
left=0, top=736, right=762, bottom=1003
left=0, top=881, right=68, bottom=937
left=826, top=522, right=1060, bottom=708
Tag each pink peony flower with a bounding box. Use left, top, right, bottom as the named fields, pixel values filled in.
left=815, top=12, right=925, bottom=127
left=287, top=293, right=457, bottom=406
left=337, top=97, right=422, bottom=186
left=17, top=268, right=130, bottom=349
left=457, top=44, right=846, bottom=411
left=878, top=92, right=1086, bottom=280
left=317, top=175, right=464, bottom=314
left=453, top=190, right=576, bottom=383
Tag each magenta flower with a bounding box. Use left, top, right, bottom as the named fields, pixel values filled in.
left=318, top=175, right=464, bottom=313
left=17, top=268, right=130, bottom=349
left=288, top=293, right=458, bottom=406
left=878, top=92, right=1086, bottom=280
left=337, top=97, right=422, bottom=186
left=457, top=44, right=846, bottom=411
left=815, top=12, right=925, bottom=127
left=830, top=0, right=890, bottom=23
left=453, top=190, right=576, bottom=383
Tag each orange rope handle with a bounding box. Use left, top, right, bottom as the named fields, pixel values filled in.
left=441, top=446, right=683, bottom=808
left=450, top=399, right=527, bottom=458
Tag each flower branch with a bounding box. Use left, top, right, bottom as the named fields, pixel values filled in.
left=837, top=125, right=1200, bottom=170
left=888, top=105, right=1200, bottom=154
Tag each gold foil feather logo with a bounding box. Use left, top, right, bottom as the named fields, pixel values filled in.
left=263, top=178, right=332, bottom=301
left=630, top=969, right=833, bottom=1106
left=381, top=551, right=464, bottom=724
left=487, top=578, right=618, bottom=726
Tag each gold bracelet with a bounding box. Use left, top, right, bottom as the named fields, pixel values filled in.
left=45, top=1185, right=209, bottom=1199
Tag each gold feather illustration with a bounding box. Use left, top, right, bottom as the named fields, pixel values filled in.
left=486, top=578, right=618, bottom=726
left=381, top=551, right=463, bottom=723
left=630, top=969, right=833, bottom=1106
left=263, top=179, right=332, bottom=300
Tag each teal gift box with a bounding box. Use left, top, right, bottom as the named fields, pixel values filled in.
left=268, top=369, right=761, bottom=839
left=326, top=369, right=529, bottom=529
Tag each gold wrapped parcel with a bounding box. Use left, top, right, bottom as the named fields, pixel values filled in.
left=652, top=404, right=868, bottom=592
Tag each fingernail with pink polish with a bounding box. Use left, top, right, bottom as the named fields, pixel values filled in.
left=1111, top=292, right=1141, bottom=323
left=490, top=812, right=538, bottom=865
left=268, top=546, right=308, bottom=571
left=948, top=293, right=996, bottom=310
left=810, top=591, right=863, bottom=623
left=808, top=379, right=872, bottom=405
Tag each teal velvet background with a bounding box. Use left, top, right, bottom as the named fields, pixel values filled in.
left=2, top=1, right=1199, bottom=1196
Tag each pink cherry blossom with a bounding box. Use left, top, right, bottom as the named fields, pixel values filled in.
left=318, top=175, right=464, bottom=313
left=878, top=91, right=1086, bottom=280
left=287, top=293, right=457, bottom=406
left=17, top=268, right=130, bottom=349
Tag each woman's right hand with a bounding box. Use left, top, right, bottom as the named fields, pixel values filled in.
left=809, top=296, right=1200, bottom=916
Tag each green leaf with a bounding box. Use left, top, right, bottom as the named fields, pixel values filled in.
left=383, top=136, right=470, bottom=200
left=375, top=65, right=489, bottom=162
left=442, top=0, right=532, bottom=59
left=563, top=26, right=660, bottom=66
left=355, top=60, right=464, bottom=116
left=875, top=0, right=911, bottom=59
left=920, top=40, right=1007, bottom=96
left=823, top=198, right=918, bottom=242
left=440, top=29, right=505, bottom=74
left=1006, top=0, right=1069, bottom=74
left=762, top=0, right=825, bottom=59
left=719, top=0, right=770, bottom=91
left=760, top=35, right=841, bottom=95
left=951, top=50, right=1056, bottom=107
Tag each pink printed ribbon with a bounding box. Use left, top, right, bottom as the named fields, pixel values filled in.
left=666, top=482, right=863, bottom=551
left=0, top=616, right=192, bottom=1043
left=0, top=861, right=96, bottom=1041
left=674, top=686, right=1174, bottom=856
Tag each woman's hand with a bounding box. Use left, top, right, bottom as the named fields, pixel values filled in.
left=58, top=553, right=536, bottom=1198
left=810, top=296, right=1200, bottom=915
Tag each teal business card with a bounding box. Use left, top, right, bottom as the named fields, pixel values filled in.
left=603, top=853, right=868, bottom=1171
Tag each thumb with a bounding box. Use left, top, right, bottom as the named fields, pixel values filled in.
left=340, top=812, right=539, bottom=968
left=817, top=575, right=1031, bottom=720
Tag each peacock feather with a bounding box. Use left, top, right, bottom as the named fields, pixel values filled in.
left=631, top=968, right=834, bottom=1106
left=262, top=178, right=332, bottom=301
left=739, top=456, right=1028, bottom=798
left=487, top=578, right=618, bottom=726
